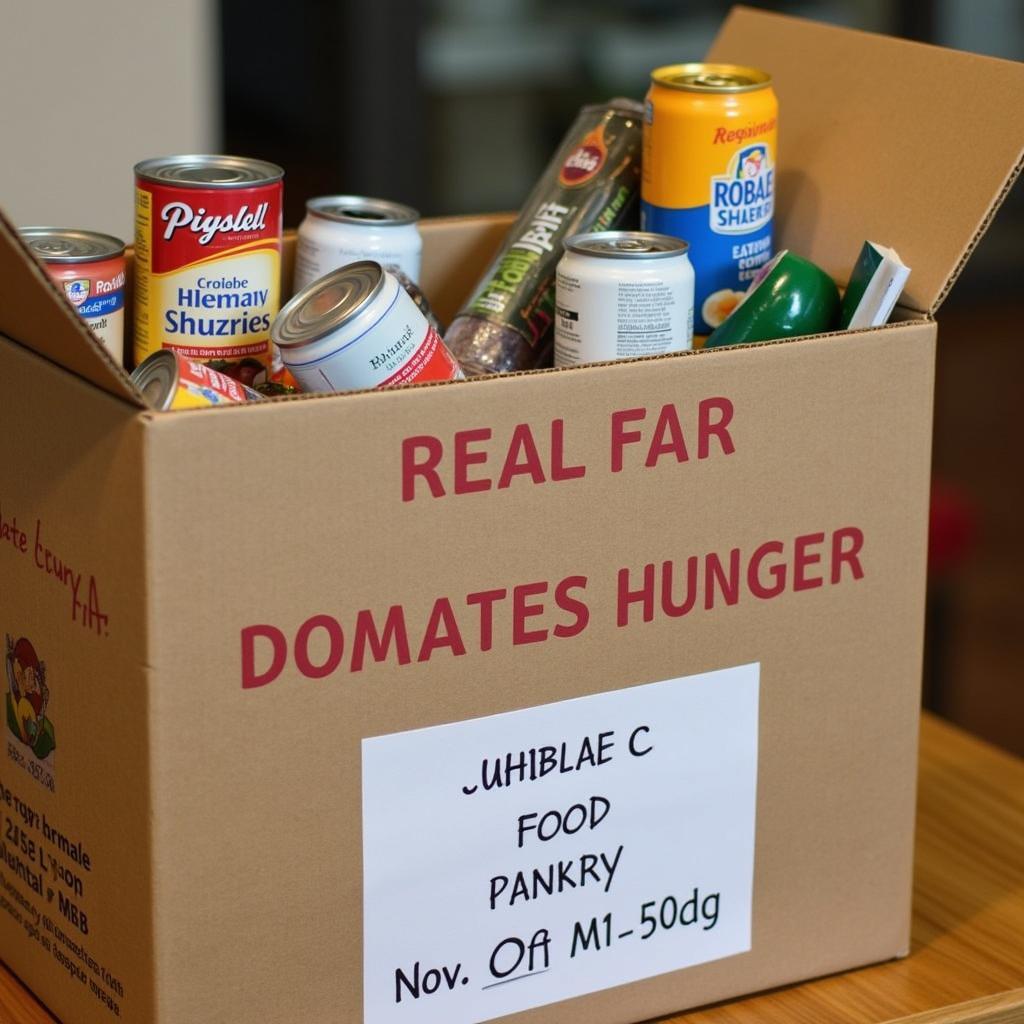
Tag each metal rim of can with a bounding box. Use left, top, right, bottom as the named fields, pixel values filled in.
left=130, top=350, right=180, bottom=411
left=272, top=260, right=387, bottom=350
left=564, top=230, right=690, bottom=260
left=306, top=195, right=420, bottom=227
left=133, top=154, right=284, bottom=188
left=20, top=227, right=125, bottom=264
left=651, top=63, right=772, bottom=93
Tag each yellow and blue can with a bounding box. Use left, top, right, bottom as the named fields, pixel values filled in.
left=641, top=64, right=778, bottom=335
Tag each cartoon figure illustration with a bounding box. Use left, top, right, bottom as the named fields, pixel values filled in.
left=64, top=279, right=91, bottom=306
left=5, top=635, right=56, bottom=760
left=740, top=148, right=764, bottom=179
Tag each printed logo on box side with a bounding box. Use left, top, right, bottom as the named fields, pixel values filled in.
left=5, top=635, right=55, bottom=792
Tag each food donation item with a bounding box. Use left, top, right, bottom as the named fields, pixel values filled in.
left=271, top=261, right=463, bottom=393
left=133, top=154, right=284, bottom=382
left=704, top=250, right=839, bottom=348
left=642, top=63, right=778, bottom=335
left=20, top=227, right=126, bottom=363
left=445, top=99, right=644, bottom=375
left=281, top=196, right=430, bottom=378
left=130, top=349, right=263, bottom=409
left=554, top=231, right=694, bottom=366
left=293, top=195, right=422, bottom=292
left=839, top=241, right=911, bottom=329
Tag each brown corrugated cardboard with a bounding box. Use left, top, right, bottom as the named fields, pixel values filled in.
left=0, top=210, right=142, bottom=406
left=0, top=9, right=1019, bottom=1024
left=141, top=323, right=934, bottom=1024
left=708, top=7, right=1024, bottom=315
left=0, top=337, right=154, bottom=1019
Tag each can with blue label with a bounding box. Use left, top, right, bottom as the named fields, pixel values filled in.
left=641, top=64, right=777, bottom=336
left=20, top=227, right=127, bottom=365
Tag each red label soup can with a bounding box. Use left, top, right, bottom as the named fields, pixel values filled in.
left=21, top=227, right=127, bottom=364
left=133, top=154, right=284, bottom=384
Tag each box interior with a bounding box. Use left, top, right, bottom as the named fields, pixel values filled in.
left=0, top=7, right=1022, bottom=412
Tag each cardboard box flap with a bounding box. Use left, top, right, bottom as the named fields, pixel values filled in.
left=0, top=209, right=143, bottom=406
left=707, top=7, right=1024, bottom=314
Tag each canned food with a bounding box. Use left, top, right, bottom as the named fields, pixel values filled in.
left=641, top=64, right=777, bottom=334
left=272, top=261, right=463, bottom=393
left=555, top=231, right=694, bottom=366
left=21, top=228, right=126, bottom=364
left=130, top=349, right=263, bottom=410
left=133, top=154, right=284, bottom=382
left=294, top=195, right=422, bottom=292
left=282, top=199, right=426, bottom=380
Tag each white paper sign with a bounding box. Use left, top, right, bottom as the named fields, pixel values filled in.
left=362, top=663, right=760, bottom=1024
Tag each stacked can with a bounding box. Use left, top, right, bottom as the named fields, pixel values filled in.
left=641, top=64, right=778, bottom=335
left=280, top=195, right=427, bottom=382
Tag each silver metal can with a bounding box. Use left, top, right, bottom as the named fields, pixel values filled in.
left=554, top=230, right=694, bottom=367
left=271, top=261, right=462, bottom=394
left=20, top=227, right=127, bottom=364
left=294, top=195, right=422, bottom=293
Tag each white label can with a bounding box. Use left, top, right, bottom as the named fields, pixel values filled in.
left=294, top=195, right=422, bottom=293
left=554, top=230, right=694, bottom=367
left=271, top=261, right=462, bottom=393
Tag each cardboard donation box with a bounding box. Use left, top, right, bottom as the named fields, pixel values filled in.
left=0, top=10, right=1022, bottom=1024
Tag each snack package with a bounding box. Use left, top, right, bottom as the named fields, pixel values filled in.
left=445, top=100, right=643, bottom=375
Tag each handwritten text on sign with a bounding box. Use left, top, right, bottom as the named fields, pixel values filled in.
left=361, top=663, right=759, bottom=1024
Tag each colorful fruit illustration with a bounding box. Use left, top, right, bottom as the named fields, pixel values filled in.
left=15, top=695, right=37, bottom=744
left=702, top=288, right=746, bottom=328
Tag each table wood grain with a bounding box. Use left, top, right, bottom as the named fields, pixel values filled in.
left=2, top=713, right=1022, bottom=1024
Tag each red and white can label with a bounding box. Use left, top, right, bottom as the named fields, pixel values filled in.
left=134, top=179, right=282, bottom=380
left=43, top=255, right=126, bottom=364
left=378, top=325, right=461, bottom=386
left=282, top=276, right=463, bottom=393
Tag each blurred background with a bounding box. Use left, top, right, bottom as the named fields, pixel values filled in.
left=1, top=0, right=1021, bottom=753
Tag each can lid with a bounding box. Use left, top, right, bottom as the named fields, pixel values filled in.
left=651, top=63, right=771, bottom=93
left=564, top=231, right=689, bottom=260
left=272, top=261, right=386, bottom=349
left=129, top=350, right=177, bottom=410
left=134, top=154, right=284, bottom=187
left=19, top=227, right=125, bottom=263
left=307, top=195, right=420, bottom=226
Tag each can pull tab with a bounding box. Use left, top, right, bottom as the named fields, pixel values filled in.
left=614, top=239, right=657, bottom=253
left=696, top=73, right=745, bottom=88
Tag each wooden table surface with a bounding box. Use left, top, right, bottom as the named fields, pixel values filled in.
left=2, top=713, right=1022, bottom=1024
